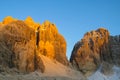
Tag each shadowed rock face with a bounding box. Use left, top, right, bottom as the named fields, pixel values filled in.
left=0, top=16, right=68, bottom=73
left=70, top=28, right=113, bottom=75
left=109, top=35, right=120, bottom=66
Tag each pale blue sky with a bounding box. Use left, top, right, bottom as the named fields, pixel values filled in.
left=0, top=0, right=120, bottom=59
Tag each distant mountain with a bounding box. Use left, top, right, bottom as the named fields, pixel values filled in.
left=0, top=16, right=120, bottom=80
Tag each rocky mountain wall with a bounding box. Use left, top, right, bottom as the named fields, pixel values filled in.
left=0, top=16, right=68, bottom=73
left=70, top=28, right=120, bottom=75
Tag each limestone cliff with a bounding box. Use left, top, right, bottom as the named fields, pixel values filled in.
left=37, top=21, right=68, bottom=65
left=70, top=28, right=117, bottom=75
left=0, top=20, right=45, bottom=73
left=0, top=16, right=68, bottom=73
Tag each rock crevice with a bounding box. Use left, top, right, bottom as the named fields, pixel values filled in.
left=0, top=16, right=68, bottom=73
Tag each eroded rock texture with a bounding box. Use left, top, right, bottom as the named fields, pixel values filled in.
left=37, top=21, right=68, bottom=65
left=110, top=35, right=120, bottom=66
left=70, top=28, right=113, bottom=75
left=0, top=20, right=45, bottom=73
left=0, top=16, right=68, bottom=73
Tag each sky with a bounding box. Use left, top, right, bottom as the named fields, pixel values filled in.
left=0, top=0, right=120, bottom=59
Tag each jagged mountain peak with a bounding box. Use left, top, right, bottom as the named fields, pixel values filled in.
left=2, top=16, right=17, bottom=24
left=70, top=27, right=120, bottom=77
left=0, top=16, right=68, bottom=74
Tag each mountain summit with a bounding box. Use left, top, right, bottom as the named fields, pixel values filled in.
left=70, top=28, right=120, bottom=77
left=0, top=16, right=68, bottom=73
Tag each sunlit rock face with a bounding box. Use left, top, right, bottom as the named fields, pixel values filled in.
left=24, top=16, right=40, bottom=30
left=70, top=28, right=112, bottom=75
left=0, top=16, right=68, bottom=73
left=0, top=20, right=45, bottom=73
left=37, top=21, right=68, bottom=65
left=24, top=17, right=68, bottom=65
left=2, top=16, right=16, bottom=24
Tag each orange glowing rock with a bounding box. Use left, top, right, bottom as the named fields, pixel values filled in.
left=25, top=16, right=40, bottom=30
left=38, top=20, right=68, bottom=65
left=70, top=28, right=110, bottom=75
left=0, top=16, right=68, bottom=73
left=2, top=16, right=16, bottom=24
